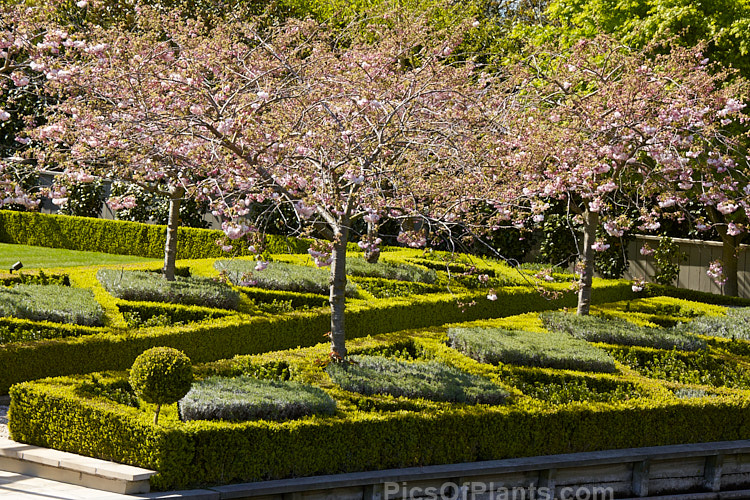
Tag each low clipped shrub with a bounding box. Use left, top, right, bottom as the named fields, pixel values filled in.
left=448, top=326, right=617, bottom=373
left=0, top=270, right=70, bottom=287
left=0, top=284, right=103, bottom=326
left=405, top=256, right=496, bottom=276
left=507, top=373, right=643, bottom=404
left=239, top=287, right=329, bottom=309
left=130, top=347, right=193, bottom=424
left=346, top=258, right=437, bottom=283
left=76, top=374, right=140, bottom=408
left=326, top=355, right=508, bottom=404
left=644, top=283, right=750, bottom=307
left=179, top=376, right=336, bottom=422
left=607, top=346, right=750, bottom=389
left=0, top=318, right=102, bottom=344
left=97, top=269, right=240, bottom=310
left=540, top=311, right=705, bottom=352
left=215, top=260, right=357, bottom=297
left=117, top=302, right=232, bottom=329
left=677, top=307, right=750, bottom=341
left=350, top=276, right=443, bottom=298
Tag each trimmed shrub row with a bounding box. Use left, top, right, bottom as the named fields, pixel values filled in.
left=0, top=280, right=638, bottom=393
left=9, top=323, right=750, bottom=491
left=645, top=283, right=750, bottom=307
left=606, top=345, right=750, bottom=389
left=0, top=271, right=70, bottom=287
left=503, top=367, right=645, bottom=404
left=117, top=302, right=234, bottom=328
left=0, top=317, right=105, bottom=345
left=239, top=287, right=329, bottom=310
left=0, top=210, right=309, bottom=259
left=351, top=276, right=444, bottom=298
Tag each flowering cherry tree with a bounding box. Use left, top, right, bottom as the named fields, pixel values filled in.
left=488, top=36, right=747, bottom=313
left=31, top=7, right=489, bottom=356
left=27, top=11, right=246, bottom=281
left=657, top=114, right=750, bottom=296
left=0, top=3, right=62, bottom=210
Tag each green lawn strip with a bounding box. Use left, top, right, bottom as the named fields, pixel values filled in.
left=0, top=242, right=159, bottom=269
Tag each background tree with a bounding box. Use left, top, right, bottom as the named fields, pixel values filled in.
left=0, top=2, right=61, bottom=211
left=508, top=0, right=750, bottom=296
left=533, top=0, right=750, bottom=80
left=488, top=36, right=747, bottom=314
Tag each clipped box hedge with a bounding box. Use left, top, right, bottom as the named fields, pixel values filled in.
left=0, top=278, right=637, bottom=394
left=0, top=210, right=309, bottom=259
left=116, top=301, right=235, bottom=328
left=0, top=317, right=106, bottom=344
left=10, top=321, right=750, bottom=491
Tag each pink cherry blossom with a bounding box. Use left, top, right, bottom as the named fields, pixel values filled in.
left=591, top=241, right=610, bottom=252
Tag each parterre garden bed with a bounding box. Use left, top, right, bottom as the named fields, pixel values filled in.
left=6, top=212, right=750, bottom=491
left=11, top=299, right=750, bottom=490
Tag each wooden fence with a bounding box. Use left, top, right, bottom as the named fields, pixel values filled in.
left=624, top=235, right=750, bottom=299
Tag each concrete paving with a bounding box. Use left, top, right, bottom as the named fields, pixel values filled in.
left=0, top=469, right=140, bottom=499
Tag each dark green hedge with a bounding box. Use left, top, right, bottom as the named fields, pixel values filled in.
left=0, top=281, right=637, bottom=393
left=116, top=302, right=235, bottom=326
left=0, top=317, right=105, bottom=344
left=239, top=287, right=329, bottom=309
left=0, top=271, right=70, bottom=287
left=350, top=276, right=443, bottom=298
left=10, top=376, right=750, bottom=491
left=0, top=210, right=309, bottom=259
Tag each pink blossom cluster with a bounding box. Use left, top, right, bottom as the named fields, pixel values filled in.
left=397, top=231, right=427, bottom=248
left=107, top=195, right=137, bottom=211
left=707, top=260, right=727, bottom=286
left=308, top=240, right=334, bottom=268
left=631, top=278, right=646, bottom=293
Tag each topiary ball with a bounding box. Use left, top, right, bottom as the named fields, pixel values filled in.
left=130, top=347, right=193, bottom=406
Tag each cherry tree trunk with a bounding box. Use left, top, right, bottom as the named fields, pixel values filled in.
left=329, top=224, right=350, bottom=359
left=708, top=207, right=742, bottom=297
left=577, top=210, right=599, bottom=316
left=162, top=187, right=184, bottom=282
left=364, top=220, right=380, bottom=264
left=722, top=235, right=740, bottom=297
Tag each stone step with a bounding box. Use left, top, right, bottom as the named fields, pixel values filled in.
left=0, top=437, right=156, bottom=495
